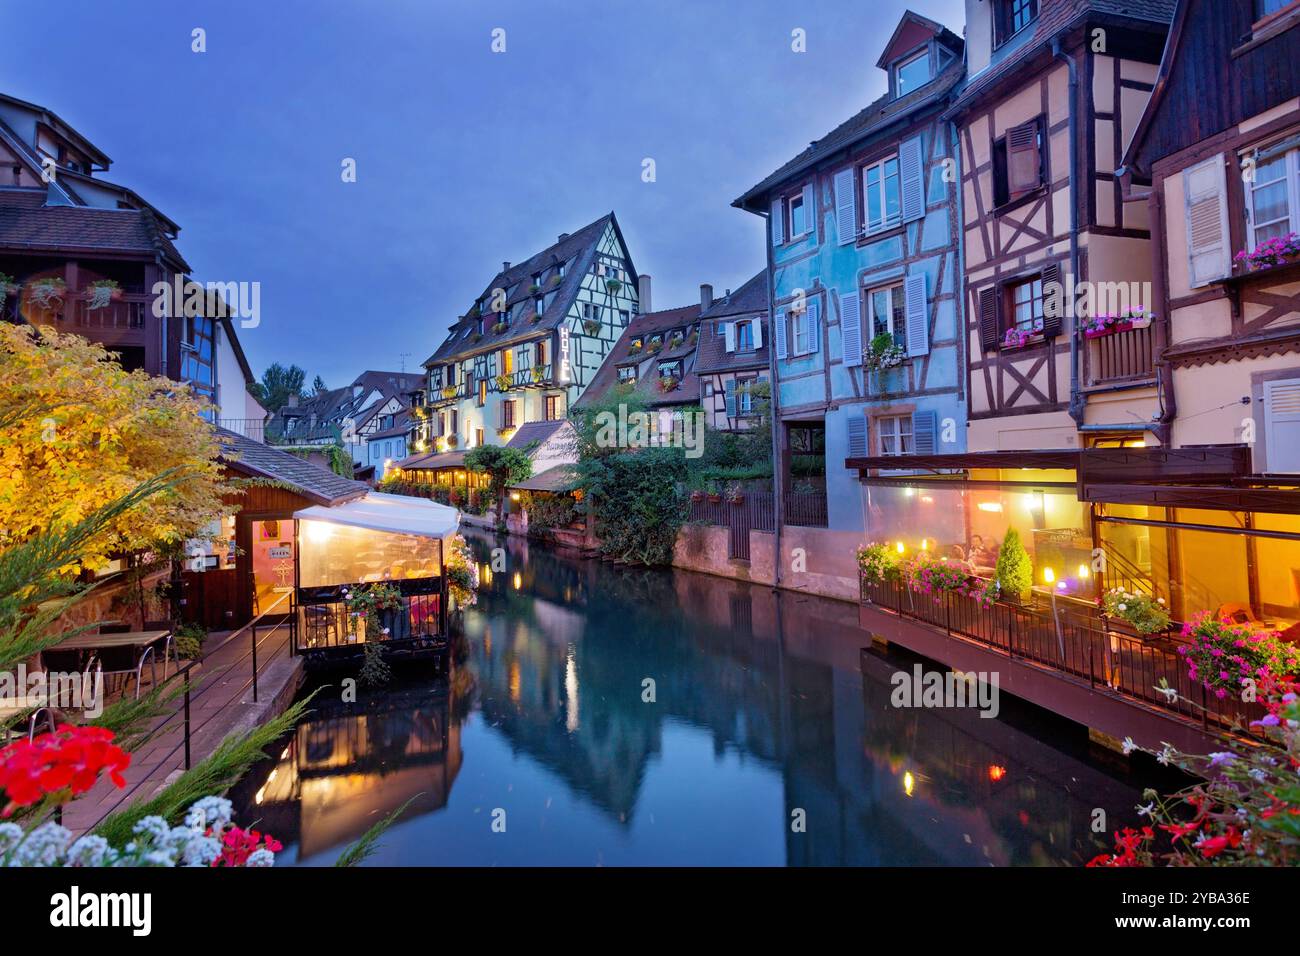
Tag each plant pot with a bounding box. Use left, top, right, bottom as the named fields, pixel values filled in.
left=707, top=493, right=722, bottom=504
left=690, top=491, right=704, bottom=502
left=727, top=495, right=744, bottom=506
left=1083, top=317, right=1151, bottom=339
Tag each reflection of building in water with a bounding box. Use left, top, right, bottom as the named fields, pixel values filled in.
left=247, top=682, right=461, bottom=863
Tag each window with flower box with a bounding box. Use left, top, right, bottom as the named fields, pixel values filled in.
left=868, top=283, right=907, bottom=353
left=1246, top=139, right=1300, bottom=248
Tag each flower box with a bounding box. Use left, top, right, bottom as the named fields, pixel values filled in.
left=1083, top=317, right=1151, bottom=339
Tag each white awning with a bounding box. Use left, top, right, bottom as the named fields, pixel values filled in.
left=294, top=492, right=460, bottom=540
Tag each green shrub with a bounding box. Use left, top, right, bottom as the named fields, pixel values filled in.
left=994, top=528, right=1033, bottom=602
left=174, top=623, right=207, bottom=660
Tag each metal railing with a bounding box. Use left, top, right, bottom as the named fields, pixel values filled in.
left=68, top=294, right=151, bottom=331
left=861, top=575, right=1264, bottom=738
left=217, top=418, right=268, bottom=442
left=294, top=578, right=445, bottom=655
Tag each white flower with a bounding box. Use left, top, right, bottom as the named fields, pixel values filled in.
left=66, top=835, right=115, bottom=867
left=132, top=815, right=171, bottom=844
left=1137, top=802, right=1154, bottom=817
left=1157, top=747, right=1174, bottom=766
left=11, top=822, right=73, bottom=867
left=0, top=822, right=24, bottom=855
left=180, top=835, right=222, bottom=867
left=1121, top=736, right=1136, bottom=755
left=1117, top=603, right=1127, bottom=612
left=184, top=796, right=233, bottom=832
left=245, top=847, right=276, bottom=868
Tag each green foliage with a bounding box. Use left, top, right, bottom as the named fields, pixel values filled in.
left=465, top=444, right=532, bottom=522
left=248, top=362, right=306, bottom=412
left=1102, top=587, right=1171, bottom=635
left=335, top=795, right=419, bottom=867
left=358, top=642, right=392, bottom=688
left=994, top=528, right=1033, bottom=602
left=523, top=493, right=578, bottom=533
left=856, top=542, right=900, bottom=584
left=581, top=448, right=687, bottom=566
left=93, top=692, right=318, bottom=846
left=173, top=622, right=207, bottom=660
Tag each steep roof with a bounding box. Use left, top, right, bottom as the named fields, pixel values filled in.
left=576, top=303, right=703, bottom=409
left=423, top=212, right=629, bottom=366
left=505, top=419, right=570, bottom=453
left=734, top=60, right=964, bottom=209
left=267, top=370, right=422, bottom=440
left=217, top=428, right=370, bottom=506
left=509, top=464, right=581, bottom=493
left=946, top=0, right=1175, bottom=117
left=0, top=187, right=190, bottom=271
left=695, top=272, right=771, bottom=375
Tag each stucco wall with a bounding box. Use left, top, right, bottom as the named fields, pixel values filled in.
left=673, top=524, right=860, bottom=604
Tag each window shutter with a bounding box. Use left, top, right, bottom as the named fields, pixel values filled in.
left=978, top=287, right=1000, bottom=352
left=847, top=414, right=868, bottom=459
left=834, top=167, right=857, bottom=245
left=1007, top=119, right=1042, bottom=199
left=904, top=273, right=929, bottom=357
left=753, top=317, right=764, bottom=350
left=900, top=135, right=926, bottom=223
left=801, top=183, right=815, bottom=235
left=1184, top=155, right=1231, bottom=287
left=774, top=307, right=788, bottom=360
left=724, top=379, right=737, bottom=418
left=1039, top=261, right=1064, bottom=337
left=1264, top=378, right=1300, bottom=473
left=806, top=300, right=821, bottom=354
left=912, top=410, right=937, bottom=454
left=840, top=291, right=863, bottom=367
left=771, top=198, right=784, bottom=246
left=724, top=321, right=736, bottom=353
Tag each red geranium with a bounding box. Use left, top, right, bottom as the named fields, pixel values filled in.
left=212, top=825, right=284, bottom=866
left=0, top=725, right=130, bottom=816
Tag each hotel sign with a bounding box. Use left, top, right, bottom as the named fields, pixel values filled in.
left=556, top=326, right=572, bottom=384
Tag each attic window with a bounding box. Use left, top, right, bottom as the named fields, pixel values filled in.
left=894, top=49, right=931, bottom=97
left=995, top=0, right=1038, bottom=47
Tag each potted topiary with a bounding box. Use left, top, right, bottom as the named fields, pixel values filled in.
left=994, top=527, right=1033, bottom=603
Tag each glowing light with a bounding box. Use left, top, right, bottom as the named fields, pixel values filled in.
left=510, top=492, right=521, bottom=501
left=1042, top=567, right=1055, bottom=585
left=1078, top=564, right=1090, bottom=579
left=904, top=487, right=916, bottom=498
left=512, top=572, right=522, bottom=590
left=896, top=541, right=905, bottom=554
left=921, top=538, right=929, bottom=551
left=903, top=771, right=915, bottom=797
left=988, top=765, right=1007, bottom=782
left=303, top=520, right=333, bottom=543
left=977, top=501, right=1003, bottom=513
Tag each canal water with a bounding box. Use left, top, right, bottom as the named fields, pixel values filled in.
left=232, top=530, right=1173, bottom=866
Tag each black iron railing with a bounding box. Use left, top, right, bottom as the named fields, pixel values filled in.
left=295, top=578, right=444, bottom=653
left=860, top=575, right=1265, bottom=738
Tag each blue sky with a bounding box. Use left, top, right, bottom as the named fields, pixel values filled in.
left=7, top=0, right=965, bottom=385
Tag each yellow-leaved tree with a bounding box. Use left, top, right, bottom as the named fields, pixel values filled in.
left=0, top=323, right=228, bottom=567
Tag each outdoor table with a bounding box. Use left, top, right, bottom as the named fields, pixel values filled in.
left=43, top=630, right=173, bottom=696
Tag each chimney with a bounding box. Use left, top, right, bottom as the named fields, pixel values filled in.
left=638, top=274, right=652, bottom=314
left=287, top=393, right=299, bottom=408
left=502, top=261, right=511, bottom=273
left=700, top=283, right=714, bottom=311
left=557, top=233, right=569, bottom=243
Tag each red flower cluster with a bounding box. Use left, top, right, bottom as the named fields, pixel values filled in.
left=212, top=825, right=283, bottom=867
left=1086, top=827, right=1154, bottom=867
left=0, top=725, right=130, bottom=816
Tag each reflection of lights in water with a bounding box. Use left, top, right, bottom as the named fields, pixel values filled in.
left=513, top=572, right=522, bottom=590
left=509, top=659, right=521, bottom=702
left=481, top=563, right=493, bottom=585
left=988, top=764, right=1007, bottom=782
left=565, top=646, right=580, bottom=732
left=255, top=786, right=265, bottom=805
left=903, top=771, right=915, bottom=797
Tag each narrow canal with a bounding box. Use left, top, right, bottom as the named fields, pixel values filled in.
left=232, top=530, right=1174, bottom=866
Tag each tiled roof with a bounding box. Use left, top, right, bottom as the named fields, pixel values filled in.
left=397, top=450, right=468, bottom=472
left=948, top=0, right=1176, bottom=114
left=505, top=419, right=570, bottom=454
left=366, top=409, right=412, bottom=441
left=576, top=304, right=703, bottom=409
left=695, top=272, right=771, bottom=375
left=734, top=61, right=964, bottom=208
left=267, top=370, right=422, bottom=440
left=509, top=464, right=580, bottom=493
left=217, top=428, right=370, bottom=506
left=424, top=213, right=625, bottom=366
left=0, top=188, right=190, bottom=271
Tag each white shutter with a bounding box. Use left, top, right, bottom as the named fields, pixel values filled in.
left=900, top=135, right=925, bottom=223
left=724, top=321, right=736, bottom=353
left=840, top=291, right=863, bottom=367
left=771, top=198, right=785, bottom=246
left=904, top=273, right=929, bottom=357
left=753, top=317, right=764, bottom=350
left=834, top=167, right=857, bottom=245
left=847, top=414, right=868, bottom=459
left=1184, top=155, right=1231, bottom=287
left=801, top=183, right=815, bottom=236
left=724, top=379, right=737, bottom=418
left=806, top=300, right=821, bottom=355
left=774, top=308, right=788, bottom=360
left=1264, top=378, right=1300, bottom=472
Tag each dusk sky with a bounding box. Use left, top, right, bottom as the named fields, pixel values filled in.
left=8, top=0, right=965, bottom=386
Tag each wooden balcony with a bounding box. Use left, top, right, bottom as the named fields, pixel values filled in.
left=1083, top=323, right=1156, bottom=388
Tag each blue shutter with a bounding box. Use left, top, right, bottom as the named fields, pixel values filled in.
left=840, top=291, right=862, bottom=367
left=724, top=379, right=737, bottom=418
left=847, top=414, right=868, bottom=458
left=774, top=308, right=787, bottom=360
left=912, top=410, right=937, bottom=454
left=771, top=198, right=784, bottom=246
left=806, top=300, right=820, bottom=355
left=801, top=183, right=815, bottom=236
left=900, top=135, right=925, bottom=223
left=904, top=272, right=929, bottom=357
left=834, top=167, right=856, bottom=245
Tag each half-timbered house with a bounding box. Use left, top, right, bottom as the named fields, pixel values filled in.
left=693, top=273, right=772, bottom=432
left=950, top=0, right=1173, bottom=452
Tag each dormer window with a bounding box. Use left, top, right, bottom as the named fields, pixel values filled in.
left=995, top=0, right=1038, bottom=47
left=894, top=49, right=931, bottom=97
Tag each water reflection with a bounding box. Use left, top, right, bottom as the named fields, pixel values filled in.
left=234, top=531, right=1171, bottom=866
